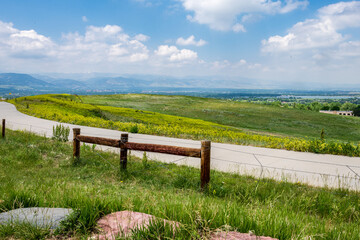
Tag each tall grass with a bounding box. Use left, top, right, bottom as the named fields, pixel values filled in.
left=1, top=129, right=360, bottom=239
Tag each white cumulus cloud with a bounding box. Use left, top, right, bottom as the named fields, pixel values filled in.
left=176, top=35, right=207, bottom=46
left=155, top=45, right=197, bottom=61
left=318, top=1, right=360, bottom=29
left=181, top=0, right=308, bottom=32
left=262, top=1, right=360, bottom=52
left=60, top=25, right=149, bottom=63
left=0, top=20, right=151, bottom=69
left=232, top=23, right=246, bottom=33
left=170, top=49, right=198, bottom=61
left=238, top=59, right=247, bottom=65
left=0, top=21, right=54, bottom=58
left=130, top=52, right=149, bottom=62
left=337, top=41, right=360, bottom=57
left=155, top=45, right=179, bottom=56
left=84, top=25, right=124, bottom=42
left=134, top=34, right=150, bottom=42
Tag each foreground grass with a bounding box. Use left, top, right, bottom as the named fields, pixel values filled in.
left=1, top=130, right=360, bottom=239
left=9, top=94, right=360, bottom=157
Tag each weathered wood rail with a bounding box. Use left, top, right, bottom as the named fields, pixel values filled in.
left=73, top=128, right=211, bottom=189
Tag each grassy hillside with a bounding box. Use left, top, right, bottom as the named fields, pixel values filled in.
left=1, top=130, right=360, bottom=239
left=9, top=94, right=360, bottom=156
left=82, top=94, right=360, bottom=142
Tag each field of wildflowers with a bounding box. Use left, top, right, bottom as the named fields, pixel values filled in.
left=9, top=94, right=360, bottom=157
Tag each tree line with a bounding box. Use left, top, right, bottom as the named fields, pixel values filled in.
left=264, top=101, right=360, bottom=116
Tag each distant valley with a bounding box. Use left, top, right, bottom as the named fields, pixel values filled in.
left=1, top=72, right=360, bottom=99
left=1, top=72, right=258, bottom=94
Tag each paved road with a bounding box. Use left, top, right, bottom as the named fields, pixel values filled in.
left=1, top=101, right=360, bottom=190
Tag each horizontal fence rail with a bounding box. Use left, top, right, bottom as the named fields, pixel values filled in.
left=126, top=142, right=201, bottom=158
left=76, top=135, right=201, bottom=157
left=76, top=135, right=119, bottom=148
left=72, top=128, right=211, bottom=189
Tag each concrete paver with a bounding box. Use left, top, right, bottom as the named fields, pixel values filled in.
left=0, top=207, right=73, bottom=229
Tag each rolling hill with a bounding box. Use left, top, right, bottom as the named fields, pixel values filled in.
left=0, top=73, right=54, bottom=89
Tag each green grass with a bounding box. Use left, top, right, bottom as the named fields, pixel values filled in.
left=82, top=94, right=360, bottom=142
left=0, top=222, right=51, bottom=240
left=9, top=94, right=360, bottom=157
left=1, top=130, right=360, bottom=239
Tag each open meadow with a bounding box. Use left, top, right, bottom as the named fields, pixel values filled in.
left=81, top=94, right=360, bottom=142
left=9, top=94, right=360, bottom=157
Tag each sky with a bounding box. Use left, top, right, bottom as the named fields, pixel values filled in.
left=0, top=0, right=359, bottom=89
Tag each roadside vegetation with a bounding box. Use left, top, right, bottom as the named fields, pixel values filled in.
left=9, top=94, right=360, bottom=157
left=1, top=129, right=360, bottom=239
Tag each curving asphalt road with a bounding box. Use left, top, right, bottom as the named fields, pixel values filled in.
left=1, top=101, right=360, bottom=190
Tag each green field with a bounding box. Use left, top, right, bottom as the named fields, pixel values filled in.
left=82, top=94, right=360, bottom=142
left=1, top=130, right=360, bottom=239
left=9, top=94, right=360, bottom=157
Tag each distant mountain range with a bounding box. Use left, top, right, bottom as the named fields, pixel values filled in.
left=0, top=73, right=155, bottom=93
left=0, top=73, right=54, bottom=89
left=2, top=73, right=359, bottom=97
left=0, top=72, right=257, bottom=94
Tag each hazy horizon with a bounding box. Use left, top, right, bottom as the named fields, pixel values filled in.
left=2, top=72, right=360, bottom=93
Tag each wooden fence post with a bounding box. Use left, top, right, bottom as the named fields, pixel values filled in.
left=120, top=133, right=128, bottom=170
left=201, top=140, right=211, bottom=190
left=73, top=128, right=81, bottom=162
left=2, top=119, right=5, bottom=139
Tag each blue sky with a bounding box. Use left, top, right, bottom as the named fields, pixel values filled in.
left=0, top=0, right=359, bottom=88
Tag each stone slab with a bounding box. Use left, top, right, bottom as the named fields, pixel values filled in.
left=94, top=211, right=278, bottom=240
left=0, top=207, right=73, bottom=230
left=95, top=210, right=179, bottom=239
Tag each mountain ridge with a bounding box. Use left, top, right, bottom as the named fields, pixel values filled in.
left=0, top=73, right=54, bottom=88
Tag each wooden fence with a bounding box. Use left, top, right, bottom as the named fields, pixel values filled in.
left=0, top=120, right=211, bottom=188
left=73, top=128, right=211, bottom=189
left=2, top=119, right=5, bottom=138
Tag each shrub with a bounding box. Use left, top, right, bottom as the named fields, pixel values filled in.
left=52, top=124, right=70, bottom=142
left=320, top=129, right=325, bottom=141
left=353, top=105, right=360, bottom=117
left=321, top=105, right=330, bottom=110
left=129, top=125, right=139, bottom=133
left=330, top=102, right=341, bottom=111
left=142, top=152, right=149, bottom=169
